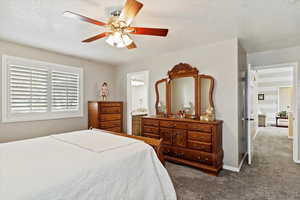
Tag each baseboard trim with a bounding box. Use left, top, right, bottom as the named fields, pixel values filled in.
left=223, top=165, right=239, bottom=172
left=294, top=160, right=300, bottom=164
left=288, top=136, right=293, bottom=139
left=223, top=153, right=248, bottom=173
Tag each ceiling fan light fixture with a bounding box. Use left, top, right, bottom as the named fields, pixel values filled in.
left=64, top=0, right=168, bottom=50
left=105, top=32, right=133, bottom=48
left=122, top=34, right=133, bottom=46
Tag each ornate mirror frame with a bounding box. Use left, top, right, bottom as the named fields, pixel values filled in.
left=199, top=74, right=215, bottom=110
left=155, top=78, right=168, bottom=115
left=167, top=63, right=199, bottom=118
left=155, top=63, right=215, bottom=119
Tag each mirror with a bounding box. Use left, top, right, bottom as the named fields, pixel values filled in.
left=155, top=63, right=215, bottom=119
left=171, top=77, right=195, bottom=115
left=200, top=77, right=214, bottom=113
left=155, top=79, right=167, bottom=114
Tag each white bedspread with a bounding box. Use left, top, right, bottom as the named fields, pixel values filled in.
left=0, top=129, right=177, bottom=200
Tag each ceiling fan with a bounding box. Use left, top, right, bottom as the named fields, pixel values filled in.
left=63, top=0, right=169, bottom=49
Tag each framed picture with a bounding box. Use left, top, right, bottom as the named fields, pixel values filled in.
left=258, top=94, right=264, bottom=101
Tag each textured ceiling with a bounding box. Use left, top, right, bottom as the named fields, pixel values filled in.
left=0, top=0, right=300, bottom=65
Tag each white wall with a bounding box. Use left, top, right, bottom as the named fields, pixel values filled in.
left=116, top=38, right=241, bottom=168
left=248, top=46, right=300, bottom=161
left=0, top=40, right=117, bottom=142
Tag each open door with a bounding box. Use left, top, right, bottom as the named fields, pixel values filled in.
left=126, top=71, right=149, bottom=134
left=246, top=64, right=257, bottom=165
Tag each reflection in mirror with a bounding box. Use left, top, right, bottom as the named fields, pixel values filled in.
left=171, top=77, right=195, bottom=115
left=157, top=81, right=167, bottom=113
left=200, top=78, right=213, bottom=113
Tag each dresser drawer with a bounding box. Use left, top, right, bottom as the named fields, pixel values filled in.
left=160, top=128, right=173, bottom=145
left=173, top=129, right=187, bottom=147
left=105, top=127, right=121, bottom=133
left=188, top=131, right=212, bottom=143
left=183, top=150, right=213, bottom=165
left=143, top=126, right=159, bottom=134
left=174, top=122, right=188, bottom=129
left=187, top=141, right=212, bottom=152
left=163, top=146, right=172, bottom=155
left=160, top=127, right=173, bottom=134
left=100, top=120, right=121, bottom=128
left=142, top=132, right=160, bottom=139
left=101, top=102, right=122, bottom=107
left=160, top=120, right=174, bottom=128
left=100, top=114, right=121, bottom=121
left=143, top=119, right=159, bottom=126
left=101, top=106, right=121, bottom=114
left=188, top=123, right=212, bottom=132
left=163, top=147, right=213, bottom=165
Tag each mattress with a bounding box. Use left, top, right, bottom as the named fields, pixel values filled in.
left=0, top=129, right=176, bottom=200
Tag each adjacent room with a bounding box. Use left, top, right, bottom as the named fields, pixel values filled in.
left=0, top=0, right=300, bottom=200
left=247, top=63, right=297, bottom=169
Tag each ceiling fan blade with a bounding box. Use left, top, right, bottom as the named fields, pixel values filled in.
left=119, top=0, right=143, bottom=26
left=82, top=32, right=109, bottom=43
left=63, top=11, right=106, bottom=26
left=130, top=27, right=168, bottom=37
left=127, top=42, right=137, bottom=49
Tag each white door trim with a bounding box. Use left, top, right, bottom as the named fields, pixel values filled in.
left=252, top=62, right=298, bottom=163
left=292, top=63, right=299, bottom=162
left=247, top=64, right=253, bottom=165
left=126, top=70, right=149, bottom=134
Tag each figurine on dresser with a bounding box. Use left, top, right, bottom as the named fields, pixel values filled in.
left=100, top=82, right=109, bottom=101
left=142, top=63, right=223, bottom=175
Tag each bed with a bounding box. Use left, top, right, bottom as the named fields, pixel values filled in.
left=0, top=129, right=176, bottom=200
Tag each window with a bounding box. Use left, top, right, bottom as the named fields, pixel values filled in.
left=2, top=55, right=83, bottom=122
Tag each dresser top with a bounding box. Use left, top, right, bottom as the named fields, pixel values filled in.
left=143, top=115, right=223, bottom=124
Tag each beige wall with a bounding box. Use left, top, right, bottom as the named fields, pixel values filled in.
left=0, top=40, right=117, bottom=143
left=248, top=46, right=300, bottom=162
left=279, top=87, right=292, bottom=112
left=115, top=38, right=241, bottom=168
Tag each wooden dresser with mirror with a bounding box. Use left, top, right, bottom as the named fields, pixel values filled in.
left=141, top=63, right=223, bottom=175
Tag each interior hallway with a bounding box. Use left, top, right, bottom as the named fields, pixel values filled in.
left=166, top=127, right=300, bottom=200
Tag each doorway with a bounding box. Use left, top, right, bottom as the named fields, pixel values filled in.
left=126, top=71, right=149, bottom=134
left=247, top=63, right=298, bottom=164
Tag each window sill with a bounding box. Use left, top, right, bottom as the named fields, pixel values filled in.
left=1, top=112, right=84, bottom=123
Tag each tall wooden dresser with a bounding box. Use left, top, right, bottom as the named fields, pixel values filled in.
left=141, top=116, right=223, bottom=175
left=88, top=101, right=123, bottom=133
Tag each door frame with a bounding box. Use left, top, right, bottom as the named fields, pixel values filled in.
left=252, top=62, right=298, bottom=163
left=247, top=64, right=256, bottom=164
left=126, top=70, right=149, bottom=134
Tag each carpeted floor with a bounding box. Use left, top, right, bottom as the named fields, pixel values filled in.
left=165, top=127, right=300, bottom=200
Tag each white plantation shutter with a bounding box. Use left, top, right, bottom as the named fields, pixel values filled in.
left=2, top=55, right=83, bottom=122
left=51, top=71, right=80, bottom=112
left=8, top=65, right=49, bottom=113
